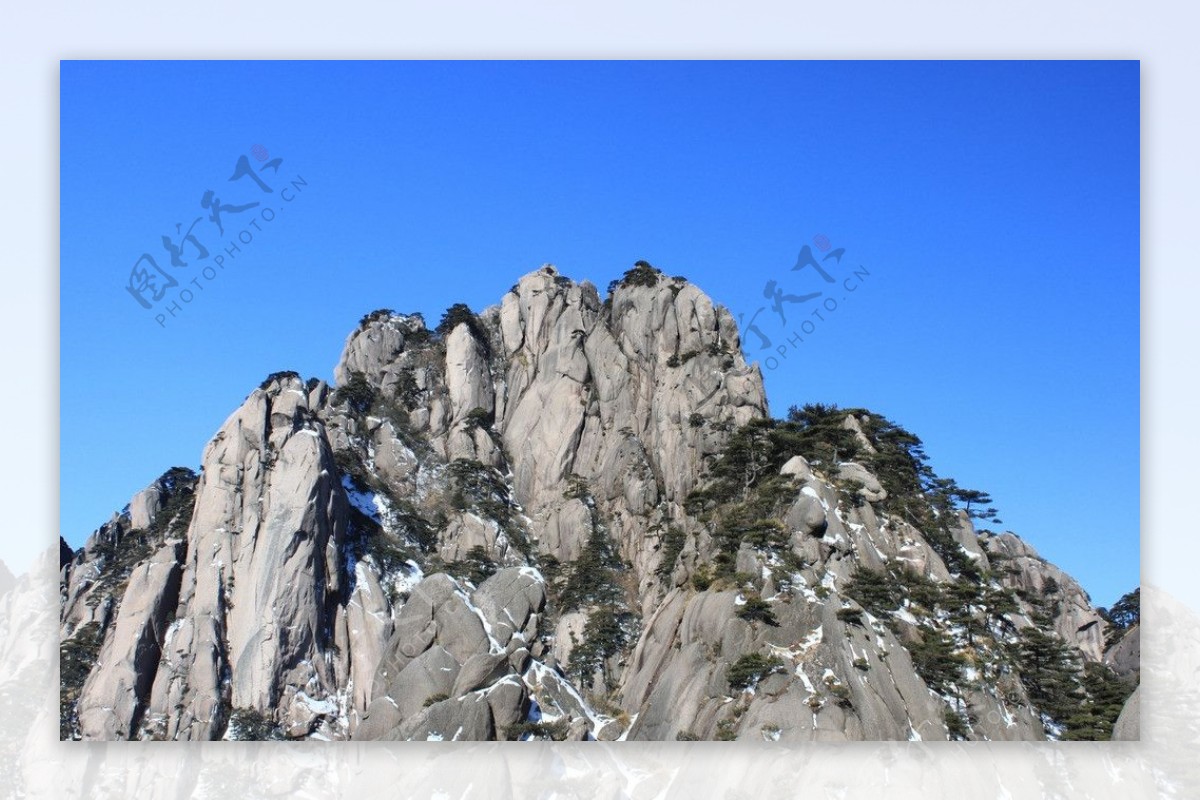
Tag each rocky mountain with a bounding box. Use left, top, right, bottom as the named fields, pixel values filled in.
left=59, top=263, right=1138, bottom=742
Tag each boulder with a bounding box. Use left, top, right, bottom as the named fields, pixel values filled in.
left=1111, top=685, right=1140, bottom=741
left=780, top=455, right=814, bottom=481
left=836, top=462, right=887, bottom=503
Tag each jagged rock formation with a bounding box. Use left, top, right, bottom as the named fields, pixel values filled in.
left=1106, top=623, right=1140, bottom=681
left=977, top=532, right=1107, bottom=661
left=59, top=263, right=1136, bottom=741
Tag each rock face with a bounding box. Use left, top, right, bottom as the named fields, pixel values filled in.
left=1112, top=684, right=1140, bottom=740
left=1106, top=623, right=1141, bottom=682
left=59, top=263, right=1134, bottom=741
left=978, top=531, right=1108, bottom=662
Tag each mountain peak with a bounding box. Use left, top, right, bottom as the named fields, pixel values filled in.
left=59, top=264, right=1136, bottom=743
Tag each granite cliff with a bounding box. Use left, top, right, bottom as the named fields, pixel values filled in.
left=60, top=263, right=1137, bottom=741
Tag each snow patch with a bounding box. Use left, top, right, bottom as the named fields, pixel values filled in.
left=801, top=485, right=829, bottom=511
left=294, top=691, right=338, bottom=715
left=391, top=560, right=425, bottom=597
left=517, top=565, right=545, bottom=583
left=164, top=618, right=185, bottom=643
left=616, top=713, right=638, bottom=741
left=454, top=586, right=505, bottom=655
left=524, top=660, right=613, bottom=735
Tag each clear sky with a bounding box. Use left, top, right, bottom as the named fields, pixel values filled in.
left=60, top=60, right=1139, bottom=608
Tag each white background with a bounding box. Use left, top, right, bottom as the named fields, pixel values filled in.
left=2, top=2, right=1196, bottom=798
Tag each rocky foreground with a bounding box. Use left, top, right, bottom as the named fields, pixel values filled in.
left=60, top=263, right=1138, bottom=741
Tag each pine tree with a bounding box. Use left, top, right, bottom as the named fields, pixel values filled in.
left=570, top=606, right=629, bottom=687
left=843, top=567, right=900, bottom=617
left=1061, top=662, right=1133, bottom=740
left=709, top=419, right=777, bottom=501
left=1101, top=587, right=1141, bottom=647
left=1014, top=617, right=1083, bottom=729
left=1107, top=588, right=1140, bottom=629
left=736, top=595, right=779, bottom=626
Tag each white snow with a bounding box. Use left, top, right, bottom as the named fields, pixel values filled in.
left=1040, top=712, right=1064, bottom=741
left=353, top=562, right=374, bottom=599
left=801, top=485, right=829, bottom=511
left=616, top=713, right=638, bottom=741
left=294, top=691, right=338, bottom=715
left=372, top=491, right=394, bottom=525
left=801, top=625, right=823, bottom=651
left=164, top=618, right=186, bottom=643
left=454, top=587, right=505, bottom=655
left=998, top=701, right=1016, bottom=728
left=525, top=660, right=613, bottom=735
left=794, top=575, right=820, bottom=603
left=517, top=565, right=545, bottom=583
left=472, top=674, right=523, bottom=700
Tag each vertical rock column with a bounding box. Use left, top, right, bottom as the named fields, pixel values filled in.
left=145, top=375, right=349, bottom=740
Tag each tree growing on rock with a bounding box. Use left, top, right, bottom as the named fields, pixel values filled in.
left=227, top=708, right=283, bottom=741
left=736, top=595, right=779, bottom=626
left=333, top=370, right=376, bottom=417
left=435, top=303, right=490, bottom=353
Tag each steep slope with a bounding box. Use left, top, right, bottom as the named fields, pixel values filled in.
left=60, top=263, right=1135, bottom=741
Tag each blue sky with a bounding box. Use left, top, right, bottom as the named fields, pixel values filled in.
left=60, top=60, right=1139, bottom=608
